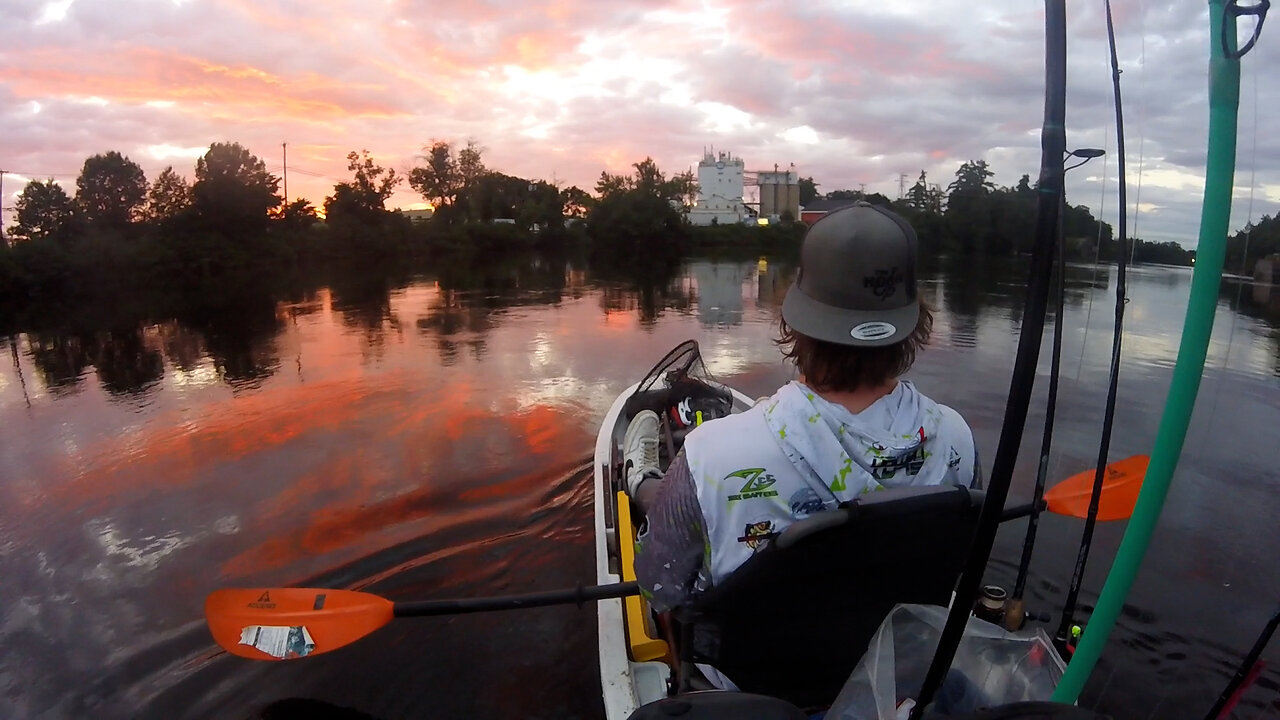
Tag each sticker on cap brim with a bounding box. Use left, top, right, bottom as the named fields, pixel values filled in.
left=850, top=321, right=896, bottom=341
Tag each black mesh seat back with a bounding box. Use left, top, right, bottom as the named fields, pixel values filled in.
left=682, top=485, right=984, bottom=709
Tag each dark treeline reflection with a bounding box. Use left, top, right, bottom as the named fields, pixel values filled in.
left=1219, top=274, right=1280, bottom=378
left=924, top=255, right=1109, bottom=351
left=6, top=247, right=738, bottom=394
left=19, top=307, right=283, bottom=398
left=10, top=248, right=1279, bottom=398
left=10, top=272, right=291, bottom=396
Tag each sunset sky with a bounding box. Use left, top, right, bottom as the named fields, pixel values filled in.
left=2, top=1, right=1276, bottom=248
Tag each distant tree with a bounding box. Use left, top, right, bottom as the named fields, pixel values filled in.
left=347, top=150, right=401, bottom=209
left=907, top=171, right=934, bottom=212
left=1131, top=238, right=1194, bottom=266
left=595, top=171, right=632, bottom=198
left=944, top=160, right=999, bottom=253
left=588, top=188, right=686, bottom=285
left=517, top=179, right=564, bottom=230
left=632, top=158, right=665, bottom=196
left=457, top=141, right=487, bottom=189
left=821, top=189, right=890, bottom=206
left=460, top=172, right=529, bottom=222
left=667, top=169, right=699, bottom=210
left=799, top=176, right=820, bottom=206
left=588, top=188, right=686, bottom=247
left=76, top=151, right=148, bottom=228
left=192, top=142, right=281, bottom=232
left=992, top=184, right=1039, bottom=256
left=324, top=150, right=401, bottom=222
left=1014, top=173, right=1035, bottom=197
left=560, top=186, right=593, bottom=218
left=271, top=198, right=318, bottom=231
left=409, top=141, right=456, bottom=209
left=10, top=180, right=78, bottom=242
left=143, top=166, right=193, bottom=223
left=1225, top=214, right=1280, bottom=275
left=594, top=158, right=694, bottom=205
left=408, top=140, right=486, bottom=209
left=947, top=159, right=996, bottom=199
left=1063, top=203, right=1110, bottom=246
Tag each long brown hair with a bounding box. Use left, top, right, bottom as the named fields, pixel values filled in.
left=775, top=300, right=934, bottom=392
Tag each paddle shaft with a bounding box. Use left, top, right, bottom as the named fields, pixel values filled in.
left=1001, top=501, right=1044, bottom=523
left=393, top=581, right=639, bottom=618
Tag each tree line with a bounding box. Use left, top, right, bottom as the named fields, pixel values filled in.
left=4, top=141, right=1236, bottom=325
left=0, top=141, right=801, bottom=323
left=797, top=161, right=1197, bottom=266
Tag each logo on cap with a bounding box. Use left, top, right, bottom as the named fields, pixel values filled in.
left=850, top=322, right=896, bottom=341
left=864, top=267, right=904, bottom=300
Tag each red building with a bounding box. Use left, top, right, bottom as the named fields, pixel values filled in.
left=799, top=197, right=858, bottom=225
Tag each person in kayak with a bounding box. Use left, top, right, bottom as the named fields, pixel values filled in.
left=624, top=202, right=980, bottom=687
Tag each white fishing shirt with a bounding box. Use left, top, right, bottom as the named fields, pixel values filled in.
left=684, top=380, right=977, bottom=585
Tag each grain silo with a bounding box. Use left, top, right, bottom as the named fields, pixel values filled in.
left=757, top=166, right=800, bottom=220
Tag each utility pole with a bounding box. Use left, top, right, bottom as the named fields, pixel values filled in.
left=0, top=169, right=6, bottom=245
left=281, top=143, right=288, bottom=204
left=898, top=173, right=909, bottom=199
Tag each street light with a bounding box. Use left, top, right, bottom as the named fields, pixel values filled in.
left=1064, top=147, right=1105, bottom=171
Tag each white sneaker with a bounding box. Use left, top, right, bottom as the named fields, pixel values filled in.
left=623, top=410, right=662, bottom=496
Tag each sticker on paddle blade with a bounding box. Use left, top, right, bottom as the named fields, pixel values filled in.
left=238, top=625, right=316, bottom=659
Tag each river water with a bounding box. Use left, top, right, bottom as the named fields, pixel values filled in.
left=1, top=254, right=1278, bottom=719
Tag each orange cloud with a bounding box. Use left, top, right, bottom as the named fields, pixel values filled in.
left=1, top=47, right=408, bottom=122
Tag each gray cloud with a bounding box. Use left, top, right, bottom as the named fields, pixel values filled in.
left=1, top=1, right=1275, bottom=244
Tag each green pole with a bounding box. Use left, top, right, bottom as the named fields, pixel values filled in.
left=1052, top=0, right=1240, bottom=702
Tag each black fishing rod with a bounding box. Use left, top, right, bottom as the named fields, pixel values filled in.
left=1204, top=604, right=1280, bottom=719
left=1008, top=167, right=1067, bottom=627
left=1053, top=0, right=1131, bottom=650
left=909, top=0, right=1068, bottom=715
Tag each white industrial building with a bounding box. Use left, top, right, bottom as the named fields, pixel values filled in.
left=687, top=150, right=752, bottom=226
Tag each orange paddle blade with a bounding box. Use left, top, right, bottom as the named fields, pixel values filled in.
left=1045, top=454, right=1149, bottom=521
left=205, top=588, right=394, bottom=661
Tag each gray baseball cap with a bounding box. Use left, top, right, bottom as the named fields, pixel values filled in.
left=781, top=201, right=920, bottom=347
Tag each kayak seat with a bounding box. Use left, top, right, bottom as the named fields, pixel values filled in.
left=675, top=484, right=984, bottom=710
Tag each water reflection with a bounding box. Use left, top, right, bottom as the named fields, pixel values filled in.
left=1, top=253, right=1278, bottom=719
left=687, top=261, right=751, bottom=325
left=26, top=333, right=94, bottom=394
left=15, top=303, right=285, bottom=399
left=22, top=328, right=165, bottom=398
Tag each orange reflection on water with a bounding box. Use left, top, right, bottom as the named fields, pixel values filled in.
left=24, top=369, right=415, bottom=516
left=218, top=402, right=589, bottom=580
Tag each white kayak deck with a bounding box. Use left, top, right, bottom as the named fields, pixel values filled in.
left=592, top=379, right=754, bottom=719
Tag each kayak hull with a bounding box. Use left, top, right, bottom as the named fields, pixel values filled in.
left=593, top=378, right=754, bottom=719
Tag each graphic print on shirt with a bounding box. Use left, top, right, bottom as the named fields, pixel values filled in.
left=725, top=467, right=780, bottom=502
left=866, top=439, right=928, bottom=481
left=789, top=488, right=825, bottom=518
left=737, top=518, right=777, bottom=552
